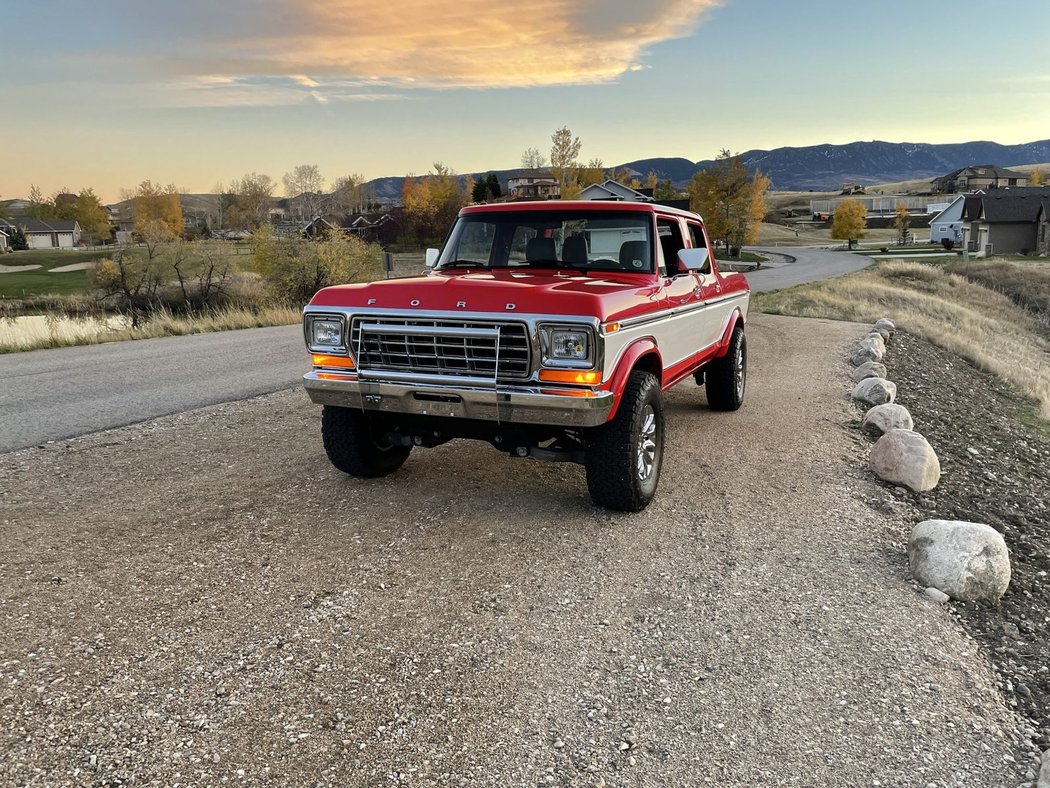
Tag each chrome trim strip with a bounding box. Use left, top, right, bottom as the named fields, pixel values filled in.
left=357, top=369, right=499, bottom=389
left=615, top=291, right=747, bottom=330
left=359, top=323, right=501, bottom=339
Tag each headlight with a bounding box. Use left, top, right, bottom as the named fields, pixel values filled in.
left=541, top=325, right=593, bottom=367
left=310, top=317, right=344, bottom=347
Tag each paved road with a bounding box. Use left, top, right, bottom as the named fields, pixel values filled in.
left=0, top=248, right=872, bottom=452
left=0, top=325, right=304, bottom=452
left=745, top=246, right=873, bottom=291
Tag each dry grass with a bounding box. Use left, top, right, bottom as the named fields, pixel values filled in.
left=0, top=306, right=301, bottom=354
left=753, top=260, right=1050, bottom=418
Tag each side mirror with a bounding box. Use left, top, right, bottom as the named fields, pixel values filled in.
left=677, top=247, right=710, bottom=274
left=425, top=248, right=440, bottom=268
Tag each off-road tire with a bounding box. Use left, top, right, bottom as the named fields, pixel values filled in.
left=706, top=326, right=746, bottom=411
left=321, top=406, right=411, bottom=478
left=584, top=370, right=664, bottom=512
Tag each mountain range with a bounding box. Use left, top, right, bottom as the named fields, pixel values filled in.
left=364, top=138, right=1050, bottom=200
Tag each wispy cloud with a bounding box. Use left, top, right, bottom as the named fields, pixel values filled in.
left=169, top=75, right=403, bottom=107
left=166, top=0, right=722, bottom=95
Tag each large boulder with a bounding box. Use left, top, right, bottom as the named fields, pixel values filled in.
left=852, top=361, right=888, bottom=383
left=869, top=429, right=940, bottom=491
left=908, top=520, right=1011, bottom=603
left=862, top=403, right=914, bottom=435
left=874, top=318, right=896, bottom=336
left=871, top=326, right=891, bottom=341
left=852, top=377, right=896, bottom=406
left=850, top=336, right=886, bottom=366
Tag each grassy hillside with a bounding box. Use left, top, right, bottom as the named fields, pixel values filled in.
left=754, top=260, right=1050, bottom=419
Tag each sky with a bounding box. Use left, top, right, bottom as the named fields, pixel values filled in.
left=1, top=0, right=1048, bottom=203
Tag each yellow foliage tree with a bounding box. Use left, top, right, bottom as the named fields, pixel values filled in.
left=894, top=200, right=911, bottom=245
left=402, top=163, right=468, bottom=243
left=550, top=126, right=582, bottom=199
left=831, top=198, right=867, bottom=249
left=133, top=181, right=183, bottom=239
left=688, top=150, right=770, bottom=255
left=1031, top=168, right=1045, bottom=186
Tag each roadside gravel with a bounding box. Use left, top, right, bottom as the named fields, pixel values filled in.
left=0, top=313, right=1028, bottom=786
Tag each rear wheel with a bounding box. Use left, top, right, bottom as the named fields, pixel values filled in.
left=706, top=326, right=747, bottom=411
left=584, top=371, right=664, bottom=512
left=321, top=406, right=411, bottom=478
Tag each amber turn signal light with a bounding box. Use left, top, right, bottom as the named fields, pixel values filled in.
left=311, top=354, right=355, bottom=369
left=538, top=369, right=601, bottom=385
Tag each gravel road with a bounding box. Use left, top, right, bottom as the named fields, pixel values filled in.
left=0, top=313, right=1028, bottom=786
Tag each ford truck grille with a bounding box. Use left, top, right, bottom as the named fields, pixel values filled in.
left=350, top=317, right=531, bottom=380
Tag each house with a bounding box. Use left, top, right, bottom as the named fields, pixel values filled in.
left=0, top=217, right=82, bottom=249
left=507, top=173, right=559, bottom=200
left=933, top=165, right=1029, bottom=193
left=0, top=228, right=9, bottom=253
left=927, top=196, right=966, bottom=245
left=579, top=180, right=654, bottom=202
left=1037, top=203, right=1050, bottom=256
left=961, top=187, right=1050, bottom=256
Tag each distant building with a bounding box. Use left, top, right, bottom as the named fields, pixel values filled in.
left=0, top=217, right=82, bottom=249
left=507, top=173, right=560, bottom=200
left=933, top=165, right=1029, bottom=193
left=927, top=196, right=966, bottom=245
left=0, top=228, right=9, bottom=253
left=579, top=180, right=654, bottom=202
left=961, top=187, right=1050, bottom=256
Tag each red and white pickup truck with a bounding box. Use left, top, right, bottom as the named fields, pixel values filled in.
left=303, top=201, right=749, bottom=511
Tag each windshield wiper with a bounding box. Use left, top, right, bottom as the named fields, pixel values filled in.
left=437, top=260, right=487, bottom=269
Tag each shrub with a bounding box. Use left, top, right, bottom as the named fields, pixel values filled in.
left=250, top=226, right=383, bottom=305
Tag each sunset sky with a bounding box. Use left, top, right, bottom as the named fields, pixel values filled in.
left=2, top=0, right=1048, bottom=202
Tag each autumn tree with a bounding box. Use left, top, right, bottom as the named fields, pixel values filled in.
left=70, top=189, right=110, bottom=244
left=1031, top=168, right=1045, bottom=186
left=550, top=127, right=583, bottom=199
left=688, top=150, right=770, bottom=255
left=520, top=147, right=547, bottom=170
left=283, top=164, right=326, bottom=219
left=894, top=201, right=911, bottom=245
left=579, top=158, right=605, bottom=188
left=402, top=162, right=468, bottom=243
left=227, top=172, right=275, bottom=229
left=831, top=198, right=867, bottom=249
left=132, top=180, right=184, bottom=239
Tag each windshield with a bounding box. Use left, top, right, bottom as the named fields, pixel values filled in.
left=436, top=210, right=654, bottom=273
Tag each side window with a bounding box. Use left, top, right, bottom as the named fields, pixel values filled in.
left=687, top=222, right=712, bottom=274
left=656, top=217, right=686, bottom=275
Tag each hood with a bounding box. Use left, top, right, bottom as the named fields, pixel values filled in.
left=308, top=269, right=664, bottom=323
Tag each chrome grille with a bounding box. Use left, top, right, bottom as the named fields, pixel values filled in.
left=350, top=317, right=531, bottom=380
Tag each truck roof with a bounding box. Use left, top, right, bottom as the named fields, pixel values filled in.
left=460, top=200, right=705, bottom=222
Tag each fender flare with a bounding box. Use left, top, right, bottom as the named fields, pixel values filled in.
left=601, top=338, right=663, bottom=421
left=716, top=307, right=746, bottom=356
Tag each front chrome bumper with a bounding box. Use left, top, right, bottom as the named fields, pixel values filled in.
left=303, top=371, right=613, bottom=428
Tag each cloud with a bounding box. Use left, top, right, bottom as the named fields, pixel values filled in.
left=178, top=0, right=722, bottom=90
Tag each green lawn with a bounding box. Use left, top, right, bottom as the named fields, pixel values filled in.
left=0, top=248, right=129, bottom=298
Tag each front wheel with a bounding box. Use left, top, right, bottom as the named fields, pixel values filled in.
left=705, top=326, right=747, bottom=411
left=321, top=406, right=411, bottom=478
left=584, top=371, right=665, bottom=512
